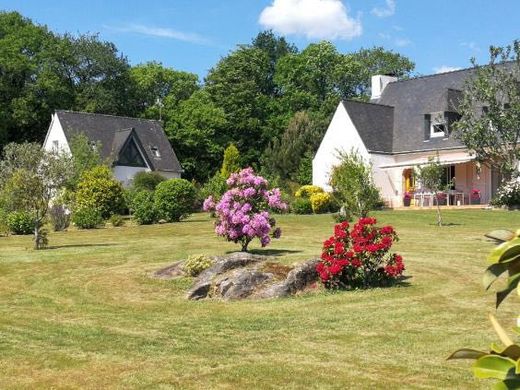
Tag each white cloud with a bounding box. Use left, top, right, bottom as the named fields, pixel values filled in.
left=371, top=0, right=396, bottom=18
left=105, top=24, right=210, bottom=45
left=258, top=0, right=362, bottom=40
left=460, top=41, right=481, bottom=52
left=433, top=65, right=462, bottom=74
left=394, top=37, right=411, bottom=47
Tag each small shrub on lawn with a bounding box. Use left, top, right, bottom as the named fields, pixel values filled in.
left=291, top=197, right=313, bottom=214
left=131, top=190, right=157, bottom=225
left=154, top=179, right=196, bottom=222
left=132, top=171, right=166, bottom=192
left=49, top=204, right=70, bottom=231
left=6, top=211, right=34, bottom=235
left=72, top=207, right=104, bottom=229
left=109, top=214, right=124, bottom=227
left=491, top=180, right=520, bottom=208
left=310, top=192, right=334, bottom=214
left=295, top=185, right=323, bottom=198
left=198, top=173, right=227, bottom=207
left=183, top=254, right=213, bottom=276
left=317, top=217, right=404, bottom=289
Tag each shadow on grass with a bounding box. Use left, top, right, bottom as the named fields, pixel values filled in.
left=428, top=222, right=463, bottom=227
left=225, top=249, right=303, bottom=256
left=46, top=243, right=117, bottom=250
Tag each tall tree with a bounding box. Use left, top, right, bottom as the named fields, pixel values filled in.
left=454, top=41, right=520, bottom=182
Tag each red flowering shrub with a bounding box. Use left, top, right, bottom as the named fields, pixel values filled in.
left=316, top=217, right=404, bottom=289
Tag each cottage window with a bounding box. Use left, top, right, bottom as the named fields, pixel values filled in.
left=117, top=138, right=147, bottom=167
left=52, top=140, right=59, bottom=151
left=151, top=146, right=161, bottom=158
left=430, top=119, right=447, bottom=138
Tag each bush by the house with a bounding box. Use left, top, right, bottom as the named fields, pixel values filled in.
left=154, top=179, right=196, bottom=222
left=203, top=167, right=287, bottom=252
left=317, top=218, right=404, bottom=289
left=295, top=185, right=323, bottom=198
left=183, top=254, right=214, bottom=276
left=75, top=166, right=125, bottom=219
left=198, top=173, right=227, bottom=207
left=6, top=211, right=34, bottom=235
left=491, top=180, right=520, bottom=207
left=310, top=192, right=334, bottom=214
left=131, top=190, right=158, bottom=225
left=132, top=171, right=166, bottom=192
left=72, top=207, right=104, bottom=229
left=109, top=214, right=124, bottom=227
left=49, top=204, right=71, bottom=232
left=290, top=197, right=313, bottom=214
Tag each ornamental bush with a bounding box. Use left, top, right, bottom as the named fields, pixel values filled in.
left=183, top=254, right=213, bottom=276
left=491, top=180, right=520, bottom=207
left=131, top=190, right=158, bottom=225
left=72, top=207, right=104, bottom=229
left=203, top=167, right=287, bottom=252
left=6, top=211, right=33, bottom=235
left=154, top=179, right=196, bottom=222
left=291, top=197, right=313, bottom=214
left=310, top=192, right=333, bottom=214
left=295, top=185, right=323, bottom=198
left=132, top=171, right=166, bottom=192
left=317, top=217, right=404, bottom=289
left=75, top=166, right=126, bottom=219
left=49, top=204, right=70, bottom=232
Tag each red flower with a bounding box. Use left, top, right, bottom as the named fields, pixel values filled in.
left=334, top=241, right=345, bottom=255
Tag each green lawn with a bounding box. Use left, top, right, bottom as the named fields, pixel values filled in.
left=0, top=210, right=519, bottom=389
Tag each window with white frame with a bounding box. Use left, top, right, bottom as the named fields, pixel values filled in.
left=150, top=146, right=161, bottom=158
left=430, top=115, right=447, bottom=138
left=52, top=140, right=59, bottom=151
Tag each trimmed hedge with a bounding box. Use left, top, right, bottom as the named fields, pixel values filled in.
left=154, top=179, right=196, bottom=222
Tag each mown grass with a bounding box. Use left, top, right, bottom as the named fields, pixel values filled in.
left=0, top=210, right=519, bottom=389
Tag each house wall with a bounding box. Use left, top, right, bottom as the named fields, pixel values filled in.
left=112, top=166, right=151, bottom=187
left=312, top=103, right=369, bottom=190
left=43, top=114, right=71, bottom=154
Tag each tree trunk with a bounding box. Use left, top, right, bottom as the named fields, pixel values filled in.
left=435, top=195, right=443, bottom=227
left=34, top=224, right=40, bottom=250
left=241, top=238, right=251, bottom=252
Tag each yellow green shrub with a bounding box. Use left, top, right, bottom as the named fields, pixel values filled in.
left=310, top=192, right=332, bottom=214
left=295, top=185, right=324, bottom=198
left=183, top=254, right=213, bottom=276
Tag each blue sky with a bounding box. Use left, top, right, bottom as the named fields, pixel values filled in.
left=2, top=0, right=519, bottom=80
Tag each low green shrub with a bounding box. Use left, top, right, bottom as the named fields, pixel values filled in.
left=132, top=171, right=166, bottom=192
left=6, top=211, right=33, bottom=235
left=72, top=207, right=104, bottom=229
left=109, top=214, right=124, bottom=227
left=184, top=254, right=213, bottom=276
left=198, top=173, right=227, bottom=207
left=154, top=179, right=196, bottom=222
left=49, top=204, right=71, bottom=232
left=131, top=191, right=157, bottom=225
left=291, top=197, right=313, bottom=214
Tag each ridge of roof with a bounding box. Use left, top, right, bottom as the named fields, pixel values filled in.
left=342, top=99, right=394, bottom=108
left=56, top=110, right=162, bottom=124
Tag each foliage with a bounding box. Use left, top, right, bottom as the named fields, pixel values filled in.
left=198, top=173, right=227, bottom=208
left=6, top=211, right=34, bottom=235
left=454, top=40, right=520, bottom=182
left=109, top=214, right=124, bottom=227
left=75, top=165, right=125, bottom=219
left=329, top=150, right=382, bottom=219
left=317, top=218, right=404, bottom=289
left=295, top=185, right=324, bottom=199
left=183, top=254, right=214, bottom=277
left=414, top=156, right=449, bottom=226
left=295, top=151, right=314, bottom=185
left=449, top=229, right=520, bottom=388
left=310, top=192, right=334, bottom=214
left=72, top=207, right=103, bottom=229
left=491, top=180, right=520, bottom=207
left=0, top=142, right=73, bottom=248
left=130, top=190, right=157, bottom=225
left=49, top=204, right=70, bottom=232
left=132, top=171, right=166, bottom=192
left=154, top=179, right=196, bottom=222
left=203, top=167, right=287, bottom=251
left=0, top=207, right=8, bottom=236
left=290, top=197, right=313, bottom=215
left=220, top=144, right=241, bottom=179
left=68, top=133, right=104, bottom=190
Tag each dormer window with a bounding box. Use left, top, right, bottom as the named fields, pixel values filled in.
left=431, top=121, right=447, bottom=138
left=150, top=146, right=161, bottom=158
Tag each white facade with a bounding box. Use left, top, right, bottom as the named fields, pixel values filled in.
left=43, top=113, right=179, bottom=187
left=312, top=103, right=369, bottom=191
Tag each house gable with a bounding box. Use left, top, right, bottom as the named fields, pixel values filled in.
left=43, top=113, right=71, bottom=154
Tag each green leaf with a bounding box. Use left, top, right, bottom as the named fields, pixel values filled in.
left=496, top=273, right=520, bottom=308
left=485, top=263, right=508, bottom=290
left=473, top=355, right=517, bottom=380
left=486, top=230, right=516, bottom=243
left=489, top=238, right=520, bottom=264
left=494, top=379, right=520, bottom=390
left=447, top=348, right=487, bottom=360
left=491, top=345, right=520, bottom=360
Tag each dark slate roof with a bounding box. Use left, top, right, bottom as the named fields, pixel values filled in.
left=56, top=110, right=182, bottom=172
left=343, top=67, right=481, bottom=154
left=342, top=100, right=394, bottom=153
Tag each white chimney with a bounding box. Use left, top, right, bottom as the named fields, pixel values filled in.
left=371, top=75, right=397, bottom=100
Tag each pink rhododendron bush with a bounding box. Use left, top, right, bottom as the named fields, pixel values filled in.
left=203, top=168, right=287, bottom=251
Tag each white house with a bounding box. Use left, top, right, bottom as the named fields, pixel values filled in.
left=43, top=110, right=183, bottom=185
left=313, top=68, right=514, bottom=207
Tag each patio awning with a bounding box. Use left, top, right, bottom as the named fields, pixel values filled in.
left=378, top=156, right=474, bottom=169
